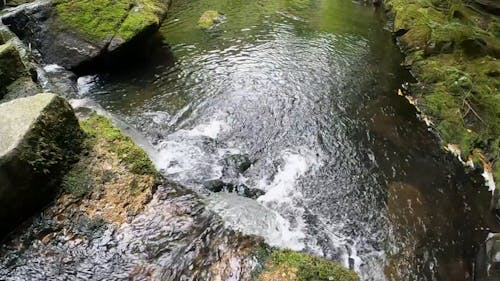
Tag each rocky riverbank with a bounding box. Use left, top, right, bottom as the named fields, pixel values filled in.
left=0, top=1, right=358, bottom=280
left=0, top=102, right=358, bottom=281
left=385, top=0, right=500, bottom=210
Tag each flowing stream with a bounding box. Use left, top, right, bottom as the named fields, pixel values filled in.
left=2, top=0, right=500, bottom=280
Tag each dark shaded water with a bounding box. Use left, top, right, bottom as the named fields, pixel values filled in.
left=2, top=0, right=499, bottom=280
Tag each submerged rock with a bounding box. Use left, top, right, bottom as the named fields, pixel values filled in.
left=1, top=0, right=171, bottom=69
left=0, top=93, right=83, bottom=238
left=198, top=10, right=224, bottom=29
left=224, top=153, right=252, bottom=174
left=203, top=179, right=265, bottom=199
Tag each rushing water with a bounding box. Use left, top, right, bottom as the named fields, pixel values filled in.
left=4, top=0, right=499, bottom=280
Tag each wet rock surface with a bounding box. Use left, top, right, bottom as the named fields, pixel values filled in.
left=0, top=111, right=260, bottom=280
left=0, top=93, right=83, bottom=238
left=0, top=183, right=261, bottom=280
left=204, top=180, right=265, bottom=199
left=0, top=110, right=358, bottom=281
left=475, top=233, right=500, bottom=281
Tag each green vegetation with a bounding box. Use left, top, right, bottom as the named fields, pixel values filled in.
left=62, top=114, right=159, bottom=197
left=54, top=0, right=167, bottom=41
left=80, top=115, right=158, bottom=176
left=118, top=0, right=166, bottom=41
left=258, top=249, right=358, bottom=281
left=62, top=163, right=94, bottom=197
left=387, top=0, right=500, bottom=189
left=19, top=95, right=84, bottom=175
left=54, top=0, right=130, bottom=41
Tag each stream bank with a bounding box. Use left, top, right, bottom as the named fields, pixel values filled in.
left=385, top=0, right=500, bottom=211
left=0, top=111, right=358, bottom=280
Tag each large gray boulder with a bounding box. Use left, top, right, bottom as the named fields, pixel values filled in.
left=1, top=0, right=171, bottom=70
left=0, top=93, right=83, bottom=238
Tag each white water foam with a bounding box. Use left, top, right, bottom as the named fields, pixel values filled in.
left=77, top=75, right=99, bottom=96
left=207, top=193, right=306, bottom=251
left=43, top=64, right=65, bottom=73
left=251, top=149, right=323, bottom=252
left=154, top=117, right=231, bottom=184
left=482, top=170, right=496, bottom=193
left=185, top=119, right=229, bottom=139
left=257, top=150, right=314, bottom=203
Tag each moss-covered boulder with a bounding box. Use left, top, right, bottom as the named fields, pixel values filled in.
left=1, top=0, right=171, bottom=69
left=0, top=40, right=41, bottom=102
left=0, top=93, right=84, bottom=238
left=0, top=42, right=27, bottom=98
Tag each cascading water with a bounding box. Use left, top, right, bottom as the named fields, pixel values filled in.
left=73, top=1, right=500, bottom=279
left=1, top=0, right=499, bottom=280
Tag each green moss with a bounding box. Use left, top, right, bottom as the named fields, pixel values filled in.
left=0, top=42, right=27, bottom=97
left=54, top=0, right=131, bottom=41
left=117, top=0, right=166, bottom=41
left=387, top=0, right=500, bottom=183
left=19, top=95, right=84, bottom=175
left=54, top=0, right=167, bottom=41
left=260, top=249, right=358, bottom=281
left=81, top=115, right=159, bottom=177
left=198, top=10, right=221, bottom=29
left=62, top=163, right=94, bottom=197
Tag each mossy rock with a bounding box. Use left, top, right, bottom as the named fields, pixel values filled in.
left=80, top=115, right=159, bottom=177
left=0, top=93, right=84, bottom=238
left=0, top=42, right=27, bottom=99
left=198, top=10, right=223, bottom=29
left=53, top=0, right=169, bottom=49
left=258, top=249, right=359, bottom=281
left=2, top=0, right=170, bottom=69
left=3, top=76, right=42, bottom=102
